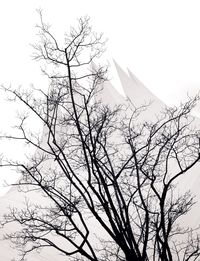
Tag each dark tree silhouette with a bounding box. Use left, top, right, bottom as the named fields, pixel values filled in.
left=1, top=12, right=200, bottom=261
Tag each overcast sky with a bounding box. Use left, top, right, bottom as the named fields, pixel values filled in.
left=1, top=0, right=200, bottom=195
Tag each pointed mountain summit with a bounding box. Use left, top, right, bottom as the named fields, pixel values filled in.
left=113, top=60, right=166, bottom=120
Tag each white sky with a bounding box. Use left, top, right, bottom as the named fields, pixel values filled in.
left=1, top=0, right=200, bottom=195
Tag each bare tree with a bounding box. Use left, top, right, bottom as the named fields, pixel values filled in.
left=1, top=12, right=200, bottom=261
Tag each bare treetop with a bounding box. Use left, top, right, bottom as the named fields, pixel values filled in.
left=1, top=13, right=200, bottom=261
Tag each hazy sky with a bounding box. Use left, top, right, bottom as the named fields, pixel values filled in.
left=1, top=0, right=200, bottom=195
